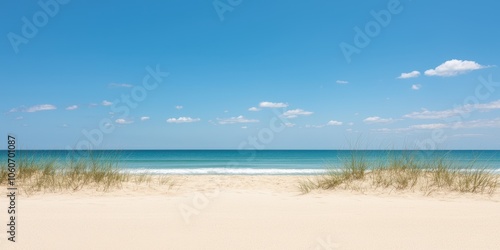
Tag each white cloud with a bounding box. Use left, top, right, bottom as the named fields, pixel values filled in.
left=241, top=126, right=248, bottom=129
left=305, top=120, right=343, bottom=128
left=217, top=115, right=259, bottom=125
left=373, top=118, right=500, bottom=133
left=248, top=107, right=261, bottom=112
left=371, top=127, right=413, bottom=133
left=398, top=71, right=420, bottom=79
left=284, top=122, right=296, bottom=127
left=363, top=116, right=393, bottom=123
left=410, top=118, right=500, bottom=130
left=404, top=108, right=466, bottom=119
left=404, top=99, right=500, bottom=120
left=424, top=59, right=488, bottom=77
left=451, top=118, right=500, bottom=129
left=167, top=117, right=201, bottom=123
left=103, top=122, right=113, bottom=128
left=327, top=120, right=343, bottom=126
left=282, top=109, right=313, bottom=119
left=176, top=106, right=183, bottom=110
left=305, top=124, right=325, bottom=128
left=15, top=116, right=23, bottom=120
left=115, top=118, right=133, bottom=124
left=26, top=104, right=57, bottom=113
left=409, top=123, right=448, bottom=130
left=66, top=105, right=78, bottom=110
left=336, top=80, right=349, bottom=84
left=102, top=100, right=113, bottom=106
left=411, top=84, right=421, bottom=90
left=474, top=100, right=500, bottom=111
left=140, top=116, right=150, bottom=121
left=259, top=101, right=288, bottom=108
left=109, top=83, right=133, bottom=88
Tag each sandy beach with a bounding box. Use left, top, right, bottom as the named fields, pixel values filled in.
left=4, top=0, right=500, bottom=249
left=1, top=175, right=499, bottom=250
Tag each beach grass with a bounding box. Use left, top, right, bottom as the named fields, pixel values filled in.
left=1, top=150, right=497, bottom=196
left=299, top=150, right=499, bottom=195
left=0, top=152, right=176, bottom=195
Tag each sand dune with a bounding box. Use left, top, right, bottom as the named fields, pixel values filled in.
left=1, top=175, right=499, bottom=250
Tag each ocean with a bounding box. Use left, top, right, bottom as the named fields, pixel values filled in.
left=1, top=150, right=500, bottom=175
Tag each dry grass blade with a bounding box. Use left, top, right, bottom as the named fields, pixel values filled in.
left=300, top=150, right=499, bottom=195
left=2, top=151, right=176, bottom=195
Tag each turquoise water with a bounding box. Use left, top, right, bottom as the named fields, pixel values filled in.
left=1, top=150, right=500, bottom=175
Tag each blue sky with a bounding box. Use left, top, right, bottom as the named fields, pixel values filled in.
left=1, top=0, right=500, bottom=149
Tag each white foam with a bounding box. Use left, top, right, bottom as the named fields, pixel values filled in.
left=121, top=168, right=326, bottom=175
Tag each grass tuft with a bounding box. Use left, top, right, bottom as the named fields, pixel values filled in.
left=300, top=150, right=498, bottom=195
left=1, top=151, right=176, bottom=195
